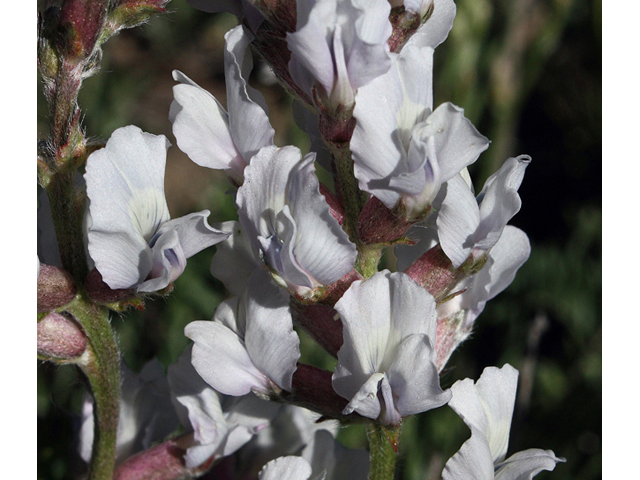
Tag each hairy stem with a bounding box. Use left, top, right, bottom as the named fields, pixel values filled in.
left=67, top=297, right=121, bottom=480
left=367, top=423, right=401, bottom=480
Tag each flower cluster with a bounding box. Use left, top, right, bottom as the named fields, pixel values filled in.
left=38, top=0, right=566, bottom=478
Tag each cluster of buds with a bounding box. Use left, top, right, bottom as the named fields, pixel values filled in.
left=38, top=0, right=567, bottom=479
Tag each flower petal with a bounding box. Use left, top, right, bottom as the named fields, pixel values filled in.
left=387, top=334, right=451, bottom=416
left=210, top=221, right=261, bottom=297
left=185, top=314, right=271, bottom=396
left=340, top=372, right=385, bottom=419
left=224, top=25, right=275, bottom=162
left=258, top=456, right=313, bottom=480
left=158, top=210, right=230, bottom=259
left=449, top=365, right=519, bottom=464
left=286, top=154, right=357, bottom=285
left=287, top=0, right=337, bottom=96
left=442, top=427, right=495, bottom=480
left=436, top=174, right=481, bottom=268
left=494, top=449, right=565, bottom=480
left=242, top=269, right=300, bottom=392
left=407, top=0, right=457, bottom=49
left=474, top=156, right=530, bottom=252
left=170, top=70, right=243, bottom=174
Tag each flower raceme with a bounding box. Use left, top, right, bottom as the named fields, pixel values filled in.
left=84, top=125, right=229, bottom=293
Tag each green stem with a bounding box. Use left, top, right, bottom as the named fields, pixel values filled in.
left=331, top=141, right=365, bottom=246
left=46, top=171, right=88, bottom=283
left=67, top=297, right=121, bottom=480
left=366, top=423, right=401, bottom=480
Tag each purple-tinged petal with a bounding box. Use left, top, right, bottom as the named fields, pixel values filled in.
left=157, top=210, right=229, bottom=259
left=138, top=228, right=185, bottom=292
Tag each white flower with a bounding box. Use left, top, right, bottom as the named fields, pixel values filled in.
left=185, top=269, right=300, bottom=397
left=351, top=42, right=489, bottom=219
left=84, top=125, right=229, bottom=292
left=287, top=0, right=393, bottom=111
left=167, top=346, right=281, bottom=469
left=170, top=25, right=274, bottom=184
left=443, top=365, right=565, bottom=480
left=332, top=270, right=451, bottom=425
left=235, top=144, right=357, bottom=296
left=436, top=156, right=530, bottom=268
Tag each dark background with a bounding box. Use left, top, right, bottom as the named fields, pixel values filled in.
left=37, top=0, right=602, bottom=478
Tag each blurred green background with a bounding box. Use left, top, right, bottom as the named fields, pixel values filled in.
left=37, top=0, right=601, bottom=479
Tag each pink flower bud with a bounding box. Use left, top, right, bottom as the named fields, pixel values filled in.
left=38, top=264, right=77, bottom=313
left=113, top=439, right=189, bottom=480
left=37, top=312, right=87, bottom=361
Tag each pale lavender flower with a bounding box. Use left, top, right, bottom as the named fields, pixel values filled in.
left=167, top=346, right=281, bottom=469
left=235, top=144, right=357, bottom=296
left=436, top=156, right=530, bottom=268
left=443, top=365, right=564, bottom=480
left=170, top=25, right=274, bottom=184
left=287, top=0, right=393, bottom=111
left=84, top=125, right=229, bottom=292
left=332, top=270, right=451, bottom=425
left=351, top=41, right=489, bottom=219
left=185, top=269, right=300, bottom=397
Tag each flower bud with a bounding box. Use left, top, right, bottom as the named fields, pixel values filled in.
left=37, top=312, right=87, bottom=361
left=59, top=0, right=109, bottom=61
left=108, top=0, right=170, bottom=31
left=38, top=264, right=77, bottom=313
